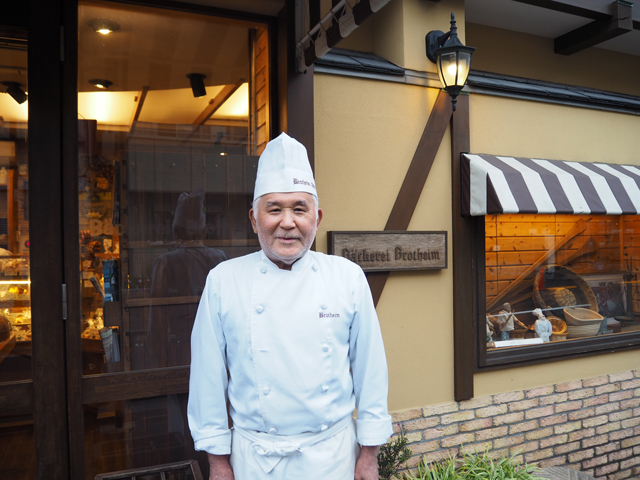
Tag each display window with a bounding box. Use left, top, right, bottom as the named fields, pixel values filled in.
left=485, top=213, right=640, bottom=352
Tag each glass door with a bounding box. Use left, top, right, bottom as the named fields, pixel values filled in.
left=0, top=26, right=35, bottom=480
left=74, top=2, right=271, bottom=478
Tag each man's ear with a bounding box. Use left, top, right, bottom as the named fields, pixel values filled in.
left=316, top=208, right=323, bottom=227
left=249, top=209, right=258, bottom=234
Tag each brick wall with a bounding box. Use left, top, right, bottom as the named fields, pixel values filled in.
left=391, top=370, right=640, bottom=480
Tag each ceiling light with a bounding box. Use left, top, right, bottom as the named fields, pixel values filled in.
left=187, top=73, right=207, bottom=98
left=1, top=81, right=27, bottom=104
left=88, top=19, right=120, bottom=35
left=89, top=79, right=113, bottom=89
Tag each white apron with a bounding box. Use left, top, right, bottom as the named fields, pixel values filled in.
left=229, top=416, right=359, bottom=480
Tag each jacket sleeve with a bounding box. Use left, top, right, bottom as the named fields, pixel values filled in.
left=349, top=267, right=393, bottom=446
left=187, top=272, right=231, bottom=454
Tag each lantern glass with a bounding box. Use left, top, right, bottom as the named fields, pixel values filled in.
left=437, top=51, right=472, bottom=89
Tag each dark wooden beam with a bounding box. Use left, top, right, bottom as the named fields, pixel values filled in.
left=310, top=0, right=321, bottom=28
left=513, top=0, right=614, bottom=21
left=450, top=95, right=475, bottom=401
left=29, top=0, right=70, bottom=477
left=366, top=90, right=452, bottom=306
left=278, top=0, right=315, bottom=167
left=554, top=1, right=633, bottom=54
left=192, top=82, right=244, bottom=126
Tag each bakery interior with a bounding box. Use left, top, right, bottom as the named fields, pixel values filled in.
left=485, top=214, right=640, bottom=348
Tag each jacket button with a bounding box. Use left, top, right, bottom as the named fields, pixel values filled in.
left=256, top=305, right=264, bottom=313
left=260, top=267, right=267, bottom=274
left=269, top=428, right=277, bottom=434
left=322, top=345, right=329, bottom=352
left=320, top=424, right=328, bottom=431
left=320, top=303, right=327, bottom=310
left=322, top=385, right=328, bottom=393
left=263, top=387, right=270, bottom=395
left=312, top=265, right=318, bottom=271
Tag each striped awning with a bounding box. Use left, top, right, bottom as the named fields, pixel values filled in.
left=461, top=154, right=640, bottom=216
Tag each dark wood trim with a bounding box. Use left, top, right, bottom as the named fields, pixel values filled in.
left=481, top=332, right=640, bottom=370
left=366, top=90, right=452, bottom=306
left=385, top=91, right=452, bottom=231
left=81, top=367, right=190, bottom=404
left=554, top=1, right=633, bottom=55
left=29, top=0, right=70, bottom=477
left=450, top=94, right=474, bottom=401
left=62, top=2, right=85, bottom=479
left=278, top=0, right=315, bottom=168
left=0, top=380, right=33, bottom=416
left=512, top=0, right=614, bottom=22
left=100, top=0, right=276, bottom=24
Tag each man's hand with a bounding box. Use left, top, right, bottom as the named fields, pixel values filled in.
left=355, top=445, right=380, bottom=480
left=208, top=453, right=235, bottom=480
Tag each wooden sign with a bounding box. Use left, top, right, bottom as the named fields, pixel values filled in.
left=327, top=231, right=447, bottom=272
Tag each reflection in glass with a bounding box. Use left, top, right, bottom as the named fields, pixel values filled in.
left=486, top=214, right=640, bottom=350
left=84, top=394, right=208, bottom=480
left=78, top=0, right=269, bottom=375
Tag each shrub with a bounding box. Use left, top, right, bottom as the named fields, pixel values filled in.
left=378, top=428, right=412, bottom=480
left=403, top=449, right=542, bottom=480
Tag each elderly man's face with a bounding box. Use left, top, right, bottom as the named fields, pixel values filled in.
left=250, top=192, right=322, bottom=270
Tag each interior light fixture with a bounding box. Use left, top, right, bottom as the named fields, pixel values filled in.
left=88, top=19, right=120, bottom=35
left=425, top=13, right=475, bottom=111
left=89, top=79, right=113, bottom=89
left=1, top=81, right=27, bottom=104
left=187, top=73, right=207, bottom=98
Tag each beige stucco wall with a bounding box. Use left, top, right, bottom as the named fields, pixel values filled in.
left=467, top=23, right=640, bottom=97
left=314, top=0, right=640, bottom=413
left=314, top=75, right=455, bottom=412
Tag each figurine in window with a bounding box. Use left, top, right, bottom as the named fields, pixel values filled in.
left=497, top=302, right=526, bottom=340
left=532, top=308, right=553, bottom=342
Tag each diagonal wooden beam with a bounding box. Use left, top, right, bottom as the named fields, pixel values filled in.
left=128, top=86, right=149, bottom=136
left=554, top=1, right=633, bottom=55
left=192, top=81, right=244, bottom=127
left=366, top=90, right=452, bottom=306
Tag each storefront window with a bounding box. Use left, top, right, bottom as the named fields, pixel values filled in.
left=0, top=26, right=34, bottom=480
left=77, top=0, right=269, bottom=376
left=485, top=214, right=640, bottom=350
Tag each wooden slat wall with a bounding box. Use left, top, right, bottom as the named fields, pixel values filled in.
left=485, top=214, right=639, bottom=315
left=254, top=27, right=269, bottom=155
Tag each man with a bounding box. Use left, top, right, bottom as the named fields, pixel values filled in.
left=497, top=302, right=526, bottom=340
left=188, top=133, right=392, bottom=480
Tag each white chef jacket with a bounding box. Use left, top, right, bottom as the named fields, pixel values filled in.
left=187, top=249, right=392, bottom=455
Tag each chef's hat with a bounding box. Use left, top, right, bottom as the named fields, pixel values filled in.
left=173, top=188, right=206, bottom=235
left=253, top=132, right=317, bottom=202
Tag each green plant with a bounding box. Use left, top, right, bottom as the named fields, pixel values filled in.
left=401, top=449, right=542, bottom=480
left=378, top=428, right=413, bottom=480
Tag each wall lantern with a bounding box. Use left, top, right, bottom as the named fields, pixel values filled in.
left=425, top=13, right=475, bottom=111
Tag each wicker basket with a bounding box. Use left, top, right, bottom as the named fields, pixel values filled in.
left=564, top=307, right=603, bottom=326
left=533, top=265, right=598, bottom=315
left=548, top=315, right=567, bottom=334
left=566, top=323, right=600, bottom=338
